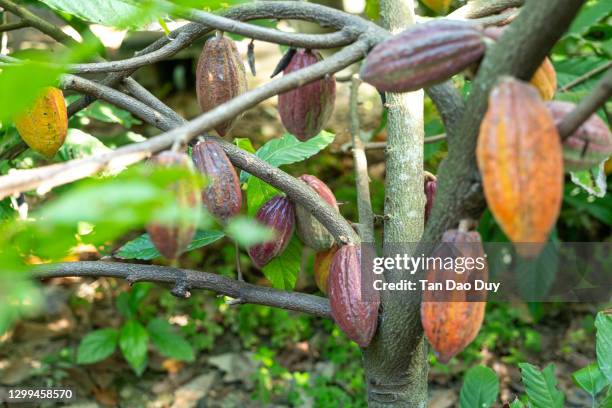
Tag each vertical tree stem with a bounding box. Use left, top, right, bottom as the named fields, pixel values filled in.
left=363, top=0, right=428, bottom=406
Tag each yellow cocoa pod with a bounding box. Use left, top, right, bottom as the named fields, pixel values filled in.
left=530, top=57, right=557, bottom=101
left=15, top=87, right=68, bottom=158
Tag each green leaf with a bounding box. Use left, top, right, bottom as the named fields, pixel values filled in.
left=508, top=399, right=525, bottom=408
left=239, top=131, right=335, bottom=182
left=567, top=0, right=612, bottom=36
left=115, top=230, right=225, bottom=260
left=38, top=0, right=159, bottom=28
left=234, top=137, right=256, bottom=154
left=459, top=365, right=500, bottom=408
left=599, top=387, right=612, bottom=408
left=519, top=363, right=565, bottom=408
left=564, top=185, right=612, bottom=226
left=596, top=311, right=612, bottom=382
left=119, top=320, right=149, bottom=376
left=74, top=99, right=142, bottom=128
left=246, top=177, right=279, bottom=217
left=572, top=362, right=608, bottom=396
left=225, top=216, right=275, bottom=248
left=57, top=129, right=112, bottom=161
left=555, top=57, right=609, bottom=94
left=569, top=161, right=607, bottom=198
left=147, top=318, right=195, bottom=362
left=116, top=292, right=132, bottom=319
left=261, top=235, right=302, bottom=290
left=365, top=0, right=380, bottom=20
left=76, top=329, right=118, bottom=364
left=128, top=282, right=153, bottom=314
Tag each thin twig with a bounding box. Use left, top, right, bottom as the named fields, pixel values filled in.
left=448, top=0, right=525, bottom=19
left=559, top=61, right=612, bottom=92
left=0, top=20, right=27, bottom=32
left=559, top=68, right=612, bottom=140
left=36, top=261, right=331, bottom=318
left=349, top=76, right=375, bottom=243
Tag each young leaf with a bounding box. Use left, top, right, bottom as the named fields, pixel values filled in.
left=572, top=362, right=608, bottom=397
left=76, top=328, right=118, bottom=364
left=519, top=363, right=565, bottom=408
left=38, top=0, right=157, bottom=28
left=239, top=131, right=335, bottom=182
left=234, top=137, right=256, bottom=154
left=147, top=318, right=195, bottom=362
left=261, top=235, right=302, bottom=290
left=596, top=311, right=612, bottom=382
left=459, top=365, right=500, bottom=408
left=119, top=320, right=149, bottom=376
left=225, top=216, right=275, bottom=248
left=569, top=161, right=607, bottom=198
left=115, top=230, right=225, bottom=260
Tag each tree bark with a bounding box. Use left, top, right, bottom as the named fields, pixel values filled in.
left=363, top=1, right=428, bottom=406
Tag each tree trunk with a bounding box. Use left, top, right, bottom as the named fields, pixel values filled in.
left=363, top=0, right=428, bottom=406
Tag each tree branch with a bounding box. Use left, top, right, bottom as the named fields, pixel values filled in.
left=0, top=20, right=27, bottom=32
left=449, top=0, right=525, bottom=19
left=36, top=261, right=331, bottom=318
left=559, top=61, right=612, bottom=92
left=558, top=68, right=612, bottom=140
left=422, top=0, right=587, bottom=244
left=349, top=76, right=375, bottom=243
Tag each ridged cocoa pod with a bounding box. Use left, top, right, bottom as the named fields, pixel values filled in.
left=313, top=245, right=337, bottom=295
left=424, top=173, right=437, bottom=223
left=421, top=229, right=488, bottom=363
left=192, top=140, right=242, bottom=220
left=295, top=174, right=339, bottom=250
left=360, top=20, right=485, bottom=92
left=277, top=50, right=336, bottom=141
left=146, top=152, right=201, bottom=260
left=196, top=34, right=247, bottom=137
left=483, top=27, right=557, bottom=100
left=546, top=101, right=612, bottom=172
left=15, top=87, right=67, bottom=158
left=477, top=77, right=563, bottom=258
left=328, top=245, right=380, bottom=347
left=248, top=196, right=295, bottom=269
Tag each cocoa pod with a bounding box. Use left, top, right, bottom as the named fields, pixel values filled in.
left=248, top=195, right=295, bottom=269
left=15, top=87, right=67, bottom=158
left=360, top=20, right=485, bottom=93
left=546, top=101, right=612, bottom=172
left=313, top=245, right=338, bottom=295
left=421, top=229, right=488, bottom=363
left=146, top=151, right=201, bottom=260
left=424, top=173, right=437, bottom=223
left=477, top=77, right=563, bottom=258
left=196, top=34, right=247, bottom=137
left=277, top=49, right=336, bottom=141
left=295, top=174, right=339, bottom=250
left=421, top=0, right=452, bottom=14
left=328, top=245, right=379, bottom=347
left=192, top=140, right=242, bottom=220
left=483, top=27, right=556, bottom=100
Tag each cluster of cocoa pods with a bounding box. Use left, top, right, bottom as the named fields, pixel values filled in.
left=196, top=33, right=336, bottom=140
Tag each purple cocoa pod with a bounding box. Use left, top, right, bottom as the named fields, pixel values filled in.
left=277, top=49, right=336, bottom=141
left=360, top=20, right=485, bottom=92
left=248, top=195, right=295, bottom=269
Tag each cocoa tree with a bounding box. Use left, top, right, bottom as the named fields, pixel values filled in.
left=0, top=0, right=610, bottom=406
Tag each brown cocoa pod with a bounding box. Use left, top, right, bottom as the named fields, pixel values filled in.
left=483, top=27, right=557, bottom=100
left=146, top=151, right=201, bottom=260
left=295, top=174, right=339, bottom=250
left=421, top=229, right=488, bottom=363
left=313, top=245, right=338, bottom=295
left=192, top=140, right=242, bottom=221
left=15, top=87, right=67, bottom=158
left=360, top=20, right=485, bottom=92
left=476, top=77, right=563, bottom=258
left=248, top=195, right=295, bottom=269
left=196, top=34, right=247, bottom=137
left=546, top=101, right=612, bottom=172
left=277, top=49, right=336, bottom=141
left=328, top=245, right=380, bottom=347
left=424, top=173, right=437, bottom=223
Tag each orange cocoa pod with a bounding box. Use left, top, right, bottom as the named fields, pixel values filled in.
left=421, top=229, right=488, bottom=363
left=530, top=57, right=557, bottom=101
left=146, top=151, right=201, bottom=260
left=313, top=245, right=338, bottom=295
left=15, top=87, right=67, bottom=158
left=195, top=34, right=247, bottom=137
left=476, top=77, right=563, bottom=258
